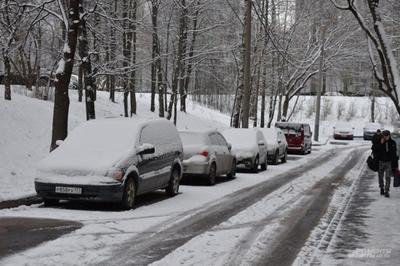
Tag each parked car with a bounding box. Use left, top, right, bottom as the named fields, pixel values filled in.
left=222, top=128, right=268, bottom=172
left=363, top=122, right=382, bottom=140
left=179, top=131, right=236, bottom=185
left=275, top=122, right=312, bottom=154
left=333, top=122, right=355, bottom=140
left=35, top=118, right=183, bottom=209
left=260, top=128, right=288, bottom=164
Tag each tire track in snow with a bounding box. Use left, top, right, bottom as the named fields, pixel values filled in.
left=251, top=148, right=366, bottom=266
left=100, top=146, right=357, bottom=266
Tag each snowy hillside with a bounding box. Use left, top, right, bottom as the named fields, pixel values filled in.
left=0, top=86, right=229, bottom=201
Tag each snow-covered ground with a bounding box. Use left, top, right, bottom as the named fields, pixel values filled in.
left=0, top=142, right=362, bottom=266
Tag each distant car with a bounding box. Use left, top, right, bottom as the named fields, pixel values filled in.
left=363, top=122, right=382, bottom=140
left=179, top=131, right=236, bottom=185
left=275, top=122, right=312, bottom=154
left=35, top=118, right=183, bottom=209
left=68, top=74, right=79, bottom=90
left=260, top=128, right=288, bottom=165
left=333, top=122, right=355, bottom=140
left=222, top=128, right=268, bottom=172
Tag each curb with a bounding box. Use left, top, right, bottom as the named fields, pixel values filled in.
left=0, top=195, right=42, bottom=210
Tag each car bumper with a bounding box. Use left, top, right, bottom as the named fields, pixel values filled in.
left=182, top=162, right=210, bottom=175
left=287, top=145, right=303, bottom=152
left=237, top=157, right=254, bottom=169
left=363, top=133, right=374, bottom=140
left=35, top=181, right=123, bottom=202
left=334, top=134, right=353, bottom=140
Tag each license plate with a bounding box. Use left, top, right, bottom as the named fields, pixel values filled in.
left=55, top=186, right=82, bottom=194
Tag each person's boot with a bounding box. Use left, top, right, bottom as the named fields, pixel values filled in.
left=380, top=187, right=385, bottom=195
left=385, top=190, right=390, bottom=198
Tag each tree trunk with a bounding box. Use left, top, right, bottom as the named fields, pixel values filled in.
left=129, top=0, right=137, bottom=116
left=3, top=53, right=11, bottom=100
left=149, top=0, right=157, bottom=113
left=241, top=0, right=252, bottom=128
left=282, top=95, right=289, bottom=119
left=50, top=0, right=80, bottom=151
left=78, top=1, right=96, bottom=120
left=78, top=64, right=83, bottom=102
left=183, top=4, right=200, bottom=114
left=178, top=0, right=188, bottom=112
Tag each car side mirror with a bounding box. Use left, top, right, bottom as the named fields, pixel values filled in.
left=137, top=143, right=155, bottom=155
left=278, top=140, right=282, bottom=144
left=55, top=140, right=64, bottom=146
left=227, top=143, right=232, bottom=150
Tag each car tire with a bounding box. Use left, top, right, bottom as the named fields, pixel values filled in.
left=272, top=151, right=279, bottom=165
left=227, top=159, right=236, bottom=179
left=252, top=156, right=259, bottom=173
left=300, top=147, right=306, bottom=155
left=206, top=163, right=217, bottom=186
left=122, top=177, right=136, bottom=210
left=43, top=198, right=59, bottom=207
left=281, top=150, right=287, bottom=163
left=261, top=156, right=267, bottom=170
left=166, top=167, right=180, bottom=196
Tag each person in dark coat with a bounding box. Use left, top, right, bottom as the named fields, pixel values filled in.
left=374, top=130, right=398, bottom=197
left=371, top=129, right=382, bottom=156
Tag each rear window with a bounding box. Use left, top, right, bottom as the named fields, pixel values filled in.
left=180, top=132, right=208, bottom=145
left=275, top=123, right=302, bottom=134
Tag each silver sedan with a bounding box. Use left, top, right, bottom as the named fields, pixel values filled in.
left=179, top=131, right=236, bottom=186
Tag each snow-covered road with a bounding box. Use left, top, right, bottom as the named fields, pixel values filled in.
left=0, top=141, right=373, bottom=266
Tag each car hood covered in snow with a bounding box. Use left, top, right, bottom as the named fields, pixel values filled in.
left=38, top=118, right=144, bottom=176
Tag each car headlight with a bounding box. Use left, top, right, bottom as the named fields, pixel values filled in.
left=107, top=168, right=125, bottom=182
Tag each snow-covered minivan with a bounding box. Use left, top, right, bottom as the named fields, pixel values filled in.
left=35, top=118, right=183, bottom=209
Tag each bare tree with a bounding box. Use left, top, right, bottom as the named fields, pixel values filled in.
left=332, top=0, right=400, bottom=115
left=50, top=0, right=80, bottom=151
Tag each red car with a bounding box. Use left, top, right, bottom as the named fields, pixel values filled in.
left=275, top=122, right=312, bottom=155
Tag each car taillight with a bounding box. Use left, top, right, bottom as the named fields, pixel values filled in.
left=200, top=150, right=209, bottom=157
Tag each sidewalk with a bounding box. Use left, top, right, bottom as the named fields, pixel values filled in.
left=321, top=168, right=400, bottom=265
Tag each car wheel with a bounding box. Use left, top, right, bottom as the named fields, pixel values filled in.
left=272, top=151, right=279, bottom=165
left=166, top=167, right=180, bottom=196
left=281, top=150, right=287, bottom=163
left=122, top=177, right=136, bottom=210
left=300, top=147, right=306, bottom=155
left=252, top=156, right=259, bottom=173
left=261, top=157, right=267, bottom=170
left=206, top=163, right=217, bottom=186
left=227, top=159, right=236, bottom=179
left=43, top=198, right=59, bottom=207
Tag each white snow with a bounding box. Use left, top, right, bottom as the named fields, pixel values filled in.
left=55, top=58, right=65, bottom=75
left=39, top=118, right=143, bottom=176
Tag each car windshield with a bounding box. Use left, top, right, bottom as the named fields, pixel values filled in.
left=223, top=129, right=256, bottom=148
left=364, top=123, right=381, bottom=131
left=335, top=122, right=353, bottom=131
left=262, top=129, right=278, bottom=145
left=275, top=123, right=301, bottom=135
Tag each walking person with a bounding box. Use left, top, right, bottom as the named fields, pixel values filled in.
left=372, top=130, right=398, bottom=197
left=372, top=129, right=382, bottom=149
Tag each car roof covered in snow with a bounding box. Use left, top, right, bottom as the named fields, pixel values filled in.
left=39, top=118, right=171, bottom=175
